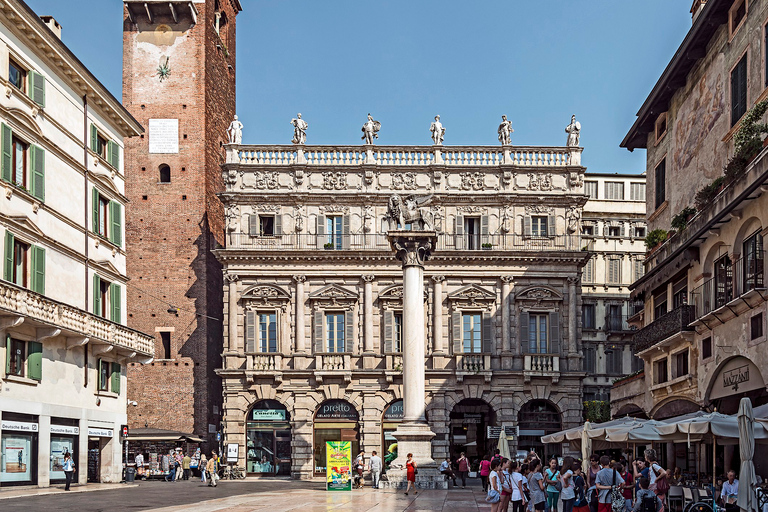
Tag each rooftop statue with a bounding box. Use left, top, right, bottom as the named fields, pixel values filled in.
left=565, top=115, right=581, bottom=147
left=387, top=194, right=435, bottom=232
left=361, top=113, right=381, bottom=145
left=291, top=113, right=308, bottom=145
left=497, top=115, right=513, bottom=145
left=227, top=115, right=243, bottom=145
left=430, top=115, right=445, bottom=145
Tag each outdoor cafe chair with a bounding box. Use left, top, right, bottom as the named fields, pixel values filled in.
left=668, top=486, right=685, bottom=512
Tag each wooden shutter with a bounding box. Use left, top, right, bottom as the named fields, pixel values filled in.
left=245, top=310, right=256, bottom=353
left=90, top=124, right=98, bottom=152
left=4, top=231, right=14, bottom=281
left=316, top=215, right=326, bottom=248
left=274, top=214, right=282, bottom=235
left=31, top=245, right=45, bottom=295
left=549, top=311, right=560, bottom=354
left=111, top=362, right=121, bottom=393
left=342, top=215, right=350, bottom=249
left=92, top=188, right=99, bottom=233
left=383, top=310, right=394, bottom=353
left=248, top=215, right=259, bottom=236
left=110, top=283, right=121, bottom=323
left=452, top=311, right=462, bottom=354
left=523, top=216, right=532, bottom=237
left=30, top=145, right=45, bottom=201
left=28, top=71, right=45, bottom=107
left=314, top=310, right=324, bottom=353
left=97, top=358, right=103, bottom=389
left=27, top=341, right=42, bottom=381
left=344, top=310, right=354, bottom=353
left=620, top=223, right=626, bottom=237
left=108, top=140, right=120, bottom=170
left=1, top=123, right=11, bottom=182
left=455, top=215, right=464, bottom=249
left=482, top=311, right=492, bottom=353
left=5, top=334, right=11, bottom=375
left=93, top=274, right=101, bottom=316
left=480, top=215, right=489, bottom=236
left=547, top=215, right=556, bottom=237
left=519, top=312, right=530, bottom=353
left=110, top=201, right=122, bottom=247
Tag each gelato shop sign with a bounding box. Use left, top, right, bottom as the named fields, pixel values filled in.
left=316, top=400, right=358, bottom=421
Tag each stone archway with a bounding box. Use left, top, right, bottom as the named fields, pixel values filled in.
left=517, top=399, right=562, bottom=459
left=448, top=398, right=498, bottom=462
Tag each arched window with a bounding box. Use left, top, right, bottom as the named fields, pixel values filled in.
left=159, top=164, right=171, bottom=183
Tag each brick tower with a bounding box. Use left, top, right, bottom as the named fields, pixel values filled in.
left=122, top=0, right=241, bottom=444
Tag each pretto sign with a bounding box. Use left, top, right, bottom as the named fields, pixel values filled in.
left=316, top=400, right=359, bottom=421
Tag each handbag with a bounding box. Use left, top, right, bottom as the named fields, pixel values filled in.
left=547, top=469, right=563, bottom=492
left=487, top=488, right=501, bottom=503
left=610, top=470, right=626, bottom=512
left=652, top=466, right=669, bottom=496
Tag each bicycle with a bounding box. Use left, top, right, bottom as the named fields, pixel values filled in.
left=229, top=466, right=246, bottom=480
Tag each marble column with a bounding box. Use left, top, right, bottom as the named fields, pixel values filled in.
left=568, top=276, right=578, bottom=354
left=501, top=276, right=513, bottom=352
left=362, top=275, right=375, bottom=354
left=293, top=275, right=306, bottom=353
left=226, top=274, right=239, bottom=351
left=431, top=275, right=445, bottom=354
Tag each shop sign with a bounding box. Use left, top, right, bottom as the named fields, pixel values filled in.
left=50, top=425, right=79, bottom=435
left=227, top=443, right=239, bottom=461
left=463, top=413, right=483, bottom=425
left=487, top=426, right=516, bottom=439
left=88, top=428, right=113, bottom=438
left=252, top=409, right=286, bottom=421
left=383, top=400, right=403, bottom=421
left=710, top=356, right=765, bottom=400
left=325, top=441, right=352, bottom=491
left=316, top=400, right=358, bottom=421
left=1, top=420, right=38, bottom=432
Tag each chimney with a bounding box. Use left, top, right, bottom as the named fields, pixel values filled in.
left=691, top=0, right=707, bottom=23
left=39, top=15, right=62, bottom=39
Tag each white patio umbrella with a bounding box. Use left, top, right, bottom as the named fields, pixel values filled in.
left=498, top=429, right=511, bottom=460
left=737, top=398, right=757, bottom=512
left=581, top=421, right=592, bottom=473
left=603, top=420, right=667, bottom=443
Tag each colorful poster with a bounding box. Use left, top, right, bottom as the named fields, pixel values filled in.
left=325, top=441, right=351, bottom=491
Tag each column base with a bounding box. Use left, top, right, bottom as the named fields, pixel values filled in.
left=380, top=466, right=448, bottom=490
left=389, top=422, right=436, bottom=468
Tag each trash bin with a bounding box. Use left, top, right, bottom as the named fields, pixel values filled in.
left=126, top=466, right=136, bottom=483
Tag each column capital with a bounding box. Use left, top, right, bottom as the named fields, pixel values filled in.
left=388, top=231, right=437, bottom=269
left=224, top=273, right=239, bottom=283
left=500, top=275, right=514, bottom=284
left=567, top=276, right=580, bottom=286
left=292, top=275, right=307, bottom=283
left=361, top=275, right=375, bottom=283
left=431, top=275, right=446, bottom=283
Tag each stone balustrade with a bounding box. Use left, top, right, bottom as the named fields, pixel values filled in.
left=524, top=354, right=560, bottom=375
left=0, top=280, right=154, bottom=357
left=251, top=354, right=282, bottom=371
left=316, top=353, right=351, bottom=371
left=457, top=354, right=490, bottom=371
left=386, top=354, right=404, bottom=371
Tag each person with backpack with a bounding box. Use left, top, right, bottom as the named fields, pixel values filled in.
left=528, top=459, right=547, bottom=512
left=595, top=456, right=624, bottom=512
left=481, top=455, right=493, bottom=492
left=632, top=477, right=661, bottom=512
left=644, top=449, right=667, bottom=512
left=545, top=457, right=562, bottom=512
left=560, top=457, right=576, bottom=512
left=573, top=464, right=590, bottom=512
left=617, top=463, right=634, bottom=512
left=510, top=460, right=528, bottom=512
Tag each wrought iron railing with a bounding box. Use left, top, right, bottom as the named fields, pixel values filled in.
left=690, top=251, right=764, bottom=319
left=632, top=305, right=696, bottom=354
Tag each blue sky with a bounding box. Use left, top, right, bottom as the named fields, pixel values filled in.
left=26, top=0, right=692, bottom=173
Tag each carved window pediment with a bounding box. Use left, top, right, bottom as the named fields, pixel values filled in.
left=447, top=284, right=495, bottom=310
left=378, top=284, right=428, bottom=308
left=515, top=286, right=563, bottom=308
left=242, top=284, right=291, bottom=311
left=308, top=284, right=358, bottom=310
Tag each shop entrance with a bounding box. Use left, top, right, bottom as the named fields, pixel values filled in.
left=87, top=438, right=100, bottom=483
left=449, top=399, right=496, bottom=464
left=517, top=400, right=562, bottom=460
left=313, top=399, right=359, bottom=476
left=382, top=399, right=403, bottom=465
left=246, top=400, right=291, bottom=476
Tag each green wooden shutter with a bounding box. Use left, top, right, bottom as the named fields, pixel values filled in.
left=30, top=145, right=45, bottom=201
left=90, top=124, right=98, bottom=152
left=520, top=312, right=530, bottom=354
left=383, top=310, right=394, bottom=353
left=313, top=311, right=324, bottom=353
left=27, top=341, right=42, bottom=381
left=549, top=311, right=561, bottom=354
left=110, top=283, right=121, bottom=323
left=245, top=311, right=256, bottom=353
left=31, top=245, right=45, bottom=295
left=482, top=311, right=492, bottom=353
left=4, top=230, right=14, bottom=282
left=110, top=201, right=122, bottom=247
left=97, top=358, right=103, bottom=389
left=452, top=311, right=462, bottom=354
left=344, top=310, right=354, bottom=353
left=92, top=187, right=99, bottom=233
left=5, top=334, right=10, bottom=375
left=28, top=71, right=45, bottom=107
left=111, top=362, right=121, bottom=393
left=107, top=140, right=120, bottom=169
left=93, top=274, right=101, bottom=316
left=1, top=123, right=11, bottom=182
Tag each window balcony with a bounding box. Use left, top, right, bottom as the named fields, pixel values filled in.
left=0, top=279, right=153, bottom=358
left=632, top=305, right=696, bottom=354
left=523, top=354, right=560, bottom=382
left=604, top=314, right=636, bottom=333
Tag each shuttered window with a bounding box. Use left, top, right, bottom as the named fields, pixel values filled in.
left=110, top=283, right=122, bottom=324
left=28, top=70, right=45, bottom=107
left=583, top=257, right=595, bottom=284
left=584, top=181, right=598, bottom=198
left=3, top=231, right=44, bottom=295
left=90, top=124, right=120, bottom=170
left=528, top=313, right=548, bottom=354
left=607, top=256, right=622, bottom=284
left=630, top=183, right=645, bottom=201
left=111, top=362, right=121, bottom=394
left=606, top=348, right=623, bottom=375
left=731, top=54, right=748, bottom=127
left=325, top=312, right=345, bottom=353
left=393, top=312, right=402, bottom=353
left=604, top=182, right=624, bottom=200
left=654, top=159, right=666, bottom=209
left=582, top=304, right=596, bottom=329
left=530, top=216, right=549, bottom=237
left=584, top=346, right=596, bottom=373
left=634, top=258, right=645, bottom=281
left=91, top=188, right=122, bottom=248
left=462, top=313, right=482, bottom=353
left=259, top=312, right=278, bottom=352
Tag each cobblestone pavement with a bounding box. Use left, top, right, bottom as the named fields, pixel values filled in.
left=1, top=478, right=492, bottom=512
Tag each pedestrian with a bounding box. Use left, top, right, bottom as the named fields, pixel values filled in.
left=544, top=457, right=561, bottom=512
left=633, top=477, right=661, bottom=512
left=481, top=455, right=493, bottom=492
left=720, top=470, right=739, bottom=512
left=440, top=457, right=458, bottom=486
left=644, top=449, right=667, bottom=512
left=174, top=450, right=183, bottom=481
left=369, top=450, right=382, bottom=489
left=62, top=452, right=76, bottom=491
left=166, top=450, right=176, bottom=482
left=200, top=453, right=208, bottom=484
left=499, top=458, right=513, bottom=512
left=492, top=449, right=503, bottom=467
left=206, top=451, right=218, bottom=486
left=489, top=459, right=503, bottom=512
left=588, top=455, right=600, bottom=488
left=457, top=452, right=470, bottom=489
left=135, top=452, right=145, bottom=479
left=618, top=462, right=633, bottom=512
left=573, top=464, right=590, bottom=512
left=528, top=459, right=547, bottom=512
left=404, top=453, right=417, bottom=496
left=182, top=452, right=192, bottom=480
left=595, top=455, right=624, bottom=512
left=511, top=460, right=527, bottom=512
left=353, top=450, right=365, bottom=489
left=560, top=457, right=576, bottom=512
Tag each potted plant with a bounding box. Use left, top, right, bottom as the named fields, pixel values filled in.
left=323, top=242, right=334, bottom=250
left=671, top=206, right=696, bottom=231
left=644, top=229, right=668, bottom=253
left=481, top=243, right=493, bottom=250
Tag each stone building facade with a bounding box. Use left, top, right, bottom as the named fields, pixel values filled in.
left=216, top=141, right=589, bottom=479
left=0, top=1, right=152, bottom=487
left=613, top=0, right=768, bottom=471
left=122, top=0, right=241, bottom=443
left=581, top=173, right=646, bottom=402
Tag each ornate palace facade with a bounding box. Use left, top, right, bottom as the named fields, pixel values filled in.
left=216, top=140, right=589, bottom=479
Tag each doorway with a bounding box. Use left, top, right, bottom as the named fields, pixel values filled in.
left=449, top=399, right=496, bottom=465
left=87, top=438, right=100, bottom=483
